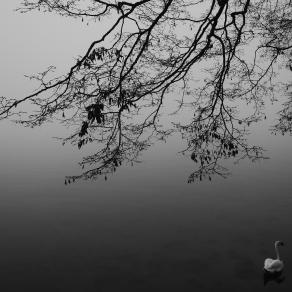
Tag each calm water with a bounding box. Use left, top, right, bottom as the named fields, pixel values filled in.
left=0, top=2, right=292, bottom=291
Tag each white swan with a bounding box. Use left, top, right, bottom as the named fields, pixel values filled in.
left=264, top=241, right=284, bottom=273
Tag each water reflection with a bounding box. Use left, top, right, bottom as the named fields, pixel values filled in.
left=263, top=270, right=285, bottom=286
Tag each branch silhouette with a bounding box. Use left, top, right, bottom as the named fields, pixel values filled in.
left=0, top=0, right=291, bottom=183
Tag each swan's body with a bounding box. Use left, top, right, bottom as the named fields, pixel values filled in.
left=264, top=258, right=284, bottom=273
left=264, top=241, right=284, bottom=273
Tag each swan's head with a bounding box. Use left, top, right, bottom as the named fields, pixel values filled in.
left=275, top=241, right=284, bottom=247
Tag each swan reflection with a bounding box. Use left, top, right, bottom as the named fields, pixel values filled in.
left=263, top=270, right=285, bottom=286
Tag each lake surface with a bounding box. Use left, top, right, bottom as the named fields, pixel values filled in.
left=0, top=2, right=292, bottom=291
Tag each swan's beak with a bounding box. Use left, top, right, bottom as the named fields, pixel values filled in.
left=279, top=241, right=284, bottom=246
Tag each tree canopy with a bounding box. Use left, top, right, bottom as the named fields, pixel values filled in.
left=0, top=0, right=291, bottom=183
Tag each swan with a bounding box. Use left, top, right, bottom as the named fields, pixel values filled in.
left=264, top=241, right=284, bottom=273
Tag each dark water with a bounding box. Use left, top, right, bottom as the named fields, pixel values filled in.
left=1, top=2, right=292, bottom=292
left=0, top=118, right=292, bottom=292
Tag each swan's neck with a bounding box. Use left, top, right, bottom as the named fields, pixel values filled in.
left=275, top=244, right=281, bottom=260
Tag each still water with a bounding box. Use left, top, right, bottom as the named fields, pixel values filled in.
left=0, top=1, right=292, bottom=291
